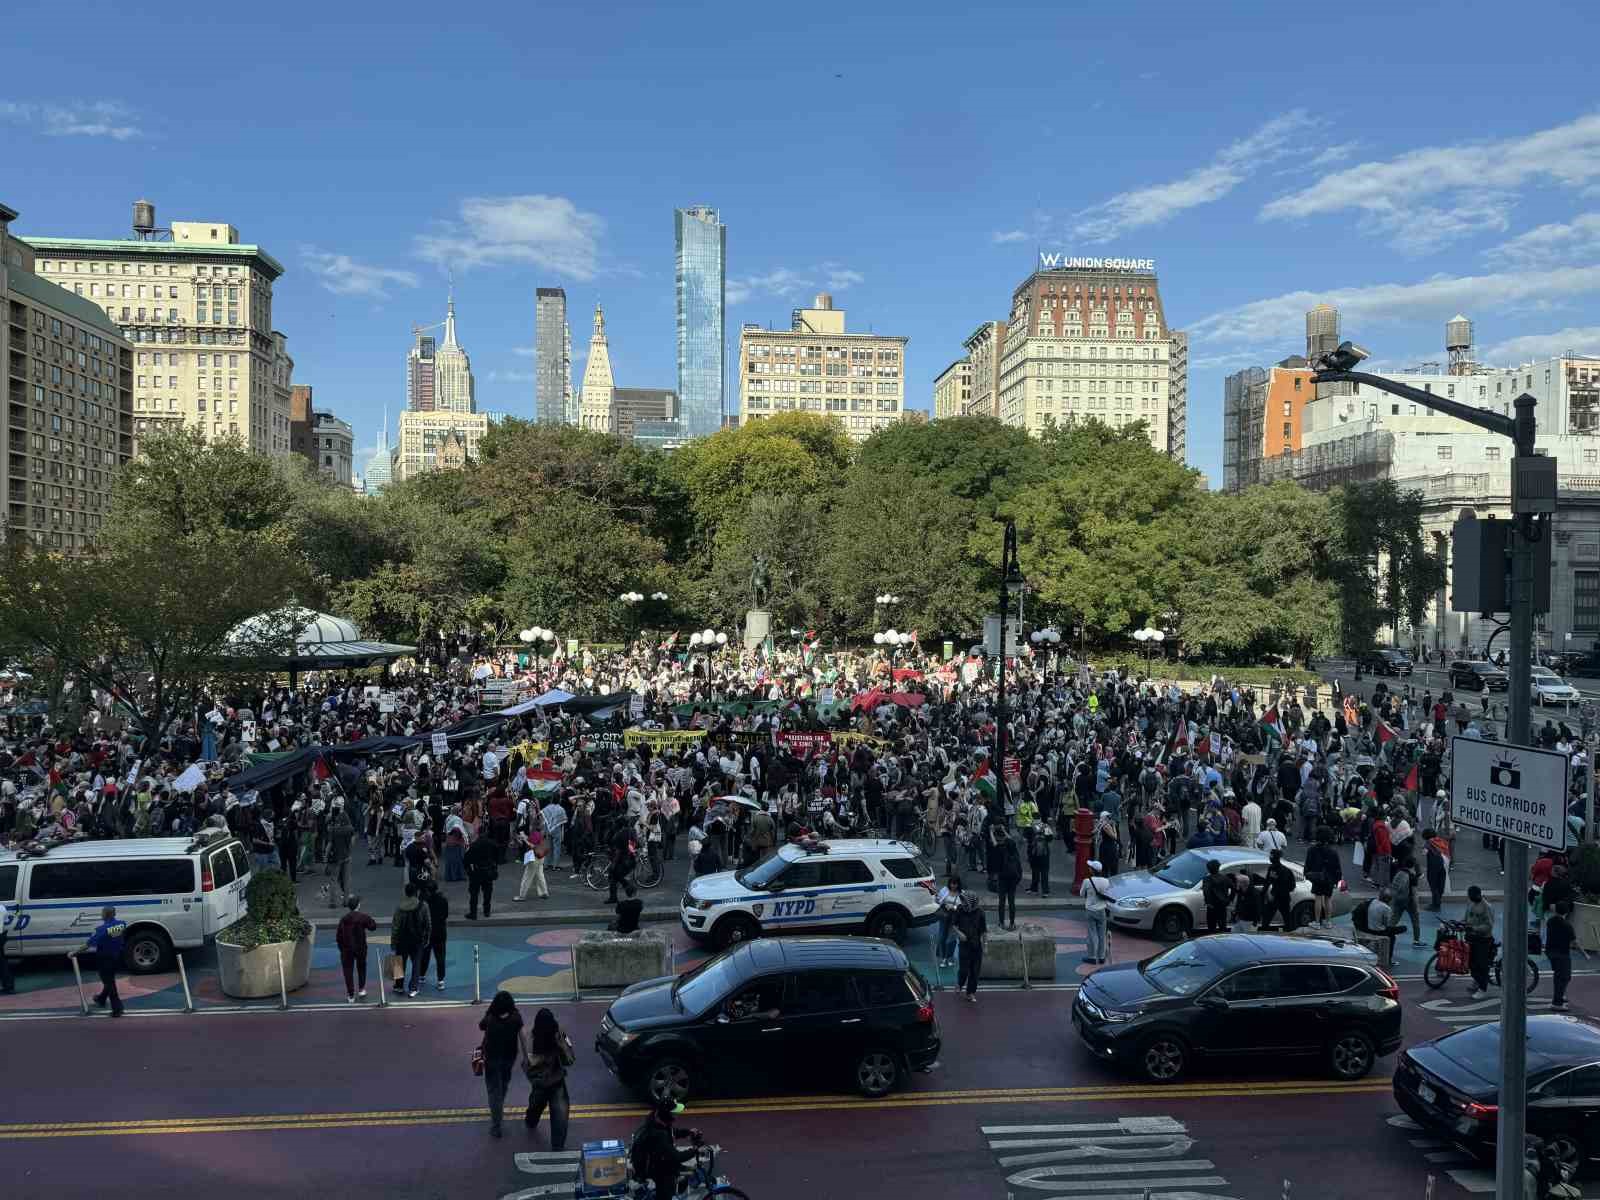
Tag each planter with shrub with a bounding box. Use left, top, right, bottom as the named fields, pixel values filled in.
left=216, top=867, right=315, bottom=998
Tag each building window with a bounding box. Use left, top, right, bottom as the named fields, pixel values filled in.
left=1438, top=445, right=1453, bottom=460
left=1575, top=570, right=1600, bottom=633
left=1587, top=448, right=1598, bottom=464
left=1485, top=446, right=1500, bottom=461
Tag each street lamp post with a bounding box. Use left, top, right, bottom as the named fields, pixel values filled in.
left=1316, top=342, right=1543, bottom=1200
left=874, top=628, right=910, bottom=669
left=874, top=593, right=900, bottom=632
left=1133, top=627, right=1166, bottom=678
left=996, top=521, right=1025, bottom=799
left=1030, top=626, right=1061, bottom=672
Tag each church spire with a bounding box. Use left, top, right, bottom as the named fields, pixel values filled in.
left=592, top=302, right=606, bottom=341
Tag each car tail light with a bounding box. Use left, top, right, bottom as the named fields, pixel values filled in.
left=1374, top=968, right=1399, bottom=1000
left=915, top=1001, right=935, bottom=1023
left=1460, top=1100, right=1498, bottom=1121
left=201, top=866, right=214, bottom=893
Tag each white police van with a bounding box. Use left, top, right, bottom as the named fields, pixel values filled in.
left=0, top=830, right=250, bottom=973
left=680, top=838, right=939, bottom=950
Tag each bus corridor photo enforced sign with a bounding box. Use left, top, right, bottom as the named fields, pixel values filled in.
left=1449, top=736, right=1569, bottom=850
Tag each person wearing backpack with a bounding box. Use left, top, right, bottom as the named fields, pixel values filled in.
left=390, top=883, right=431, bottom=997
left=522, top=1007, right=576, bottom=1148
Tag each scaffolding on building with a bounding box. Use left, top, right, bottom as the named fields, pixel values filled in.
left=1257, top=430, right=1394, bottom=491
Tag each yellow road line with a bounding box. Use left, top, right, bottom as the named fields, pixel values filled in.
left=0, top=1079, right=1392, bottom=1141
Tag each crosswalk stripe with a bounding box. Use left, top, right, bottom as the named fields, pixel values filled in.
left=515, top=1151, right=582, bottom=1162
left=1426, top=1151, right=1465, bottom=1164
left=1004, top=1178, right=1230, bottom=1194
left=499, top=1185, right=577, bottom=1200
left=1408, top=1138, right=1444, bottom=1149
left=513, top=1163, right=578, bottom=1175
left=983, top=1117, right=1187, bottom=1135
left=1386, top=1114, right=1422, bottom=1130
left=998, top=1143, right=1194, bottom=1169
left=989, top=1134, right=1194, bottom=1151
left=1008, top=1160, right=1217, bottom=1179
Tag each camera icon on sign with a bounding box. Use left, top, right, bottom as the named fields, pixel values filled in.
left=1490, top=755, right=1521, bottom=790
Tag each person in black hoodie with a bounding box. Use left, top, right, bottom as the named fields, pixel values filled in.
left=416, top=881, right=449, bottom=992
left=1303, top=826, right=1342, bottom=929
left=478, top=991, right=525, bottom=1139
left=335, top=894, right=376, bottom=1002
left=464, top=832, right=499, bottom=920
left=954, top=890, right=988, bottom=1002
left=995, top=829, right=1023, bottom=931
left=391, top=883, right=431, bottom=997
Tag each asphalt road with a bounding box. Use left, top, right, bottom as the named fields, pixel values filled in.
left=3, top=970, right=1594, bottom=1200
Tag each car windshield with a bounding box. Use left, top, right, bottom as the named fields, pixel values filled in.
left=1140, top=941, right=1223, bottom=996
left=671, top=952, right=745, bottom=1017
left=1154, top=850, right=1210, bottom=888
left=1531, top=669, right=1562, bottom=683
left=734, top=852, right=791, bottom=889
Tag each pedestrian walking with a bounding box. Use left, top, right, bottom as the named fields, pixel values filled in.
left=1026, top=819, right=1053, bottom=896
left=1259, top=848, right=1297, bottom=932
left=1303, top=826, right=1341, bottom=928
left=336, top=894, right=376, bottom=1002
left=478, top=991, right=525, bottom=1139
left=515, top=830, right=550, bottom=901
left=464, top=830, right=499, bottom=920
left=995, top=829, right=1022, bottom=931
left=1547, top=901, right=1574, bottom=1010
left=326, top=800, right=355, bottom=904
left=522, top=1006, right=576, bottom=1147
left=540, top=797, right=567, bottom=869
left=418, top=881, right=449, bottom=991
left=1461, top=885, right=1496, bottom=999
left=1390, top=859, right=1422, bottom=947
left=954, top=890, right=987, bottom=1003
left=1079, top=859, right=1110, bottom=964
left=1254, top=818, right=1287, bottom=855
left=934, top=875, right=962, bottom=967
left=391, top=883, right=431, bottom=997
left=1423, top=827, right=1450, bottom=910
left=80, top=905, right=126, bottom=1017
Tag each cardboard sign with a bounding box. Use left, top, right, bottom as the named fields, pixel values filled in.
left=818, top=687, right=835, bottom=707
left=431, top=731, right=449, bottom=757
left=379, top=691, right=396, bottom=713
left=364, top=685, right=380, bottom=699
left=629, top=694, right=645, bottom=720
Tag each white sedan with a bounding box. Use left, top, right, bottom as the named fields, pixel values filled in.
left=1531, top=667, right=1580, bottom=706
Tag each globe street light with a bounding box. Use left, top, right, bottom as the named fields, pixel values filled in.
left=1133, top=627, right=1166, bottom=676
left=1030, top=626, right=1062, bottom=671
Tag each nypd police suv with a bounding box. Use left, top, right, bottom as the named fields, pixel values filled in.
left=680, top=838, right=940, bottom=950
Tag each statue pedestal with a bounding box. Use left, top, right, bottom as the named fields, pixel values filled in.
left=744, top=609, right=771, bottom=653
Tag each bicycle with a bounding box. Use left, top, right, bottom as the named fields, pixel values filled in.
left=1423, top=918, right=1540, bottom=994
left=582, top=846, right=663, bottom=891
left=640, top=1135, right=749, bottom=1200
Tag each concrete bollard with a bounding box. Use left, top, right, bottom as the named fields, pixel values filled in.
left=276, top=950, right=288, bottom=1010
left=572, top=930, right=671, bottom=990
left=377, top=955, right=388, bottom=1007
left=473, top=944, right=481, bottom=1004
left=68, top=951, right=89, bottom=1015
left=177, top=951, right=194, bottom=1013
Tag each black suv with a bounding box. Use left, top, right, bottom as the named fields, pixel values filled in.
left=596, top=937, right=939, bottom=1103
left=1072, top=933, right=1402, bottom=1084
left=1357, top=649, right=1413, bottom=677
left=1449, top=660, right=1509, bottom=692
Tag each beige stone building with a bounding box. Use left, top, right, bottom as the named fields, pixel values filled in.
left=579, top=304, right=615, bottom=433
left=962, top=321, right=1006, bottom=418
left=1, top=201, right=135, bottom=552
left=738, top=293, right=907, bottom=441
left=392, top=408, right=490, bottom=482
left=933, top=357, right=971, bottom=420
left=24, top=204, right=291, bottom=457
left=432, top=294, right=474, bottom=414
left=996, top=258, right=1179, bottom=453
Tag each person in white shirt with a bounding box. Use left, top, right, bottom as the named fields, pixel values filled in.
left=1079, top=860, right=1111, bottom=964
left=1255, top=818, right=1288, bottom=854
left=540, top=799, right=567, bottom=868
left=934, top=876, right=963, bottom=967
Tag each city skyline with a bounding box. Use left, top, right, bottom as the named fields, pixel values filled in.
left=5, top=2, right=1599, bottom=485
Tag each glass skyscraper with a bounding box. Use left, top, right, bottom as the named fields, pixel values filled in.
left=534, top=286, right=570, bottom=425
left=675, top=206, right=726, bottom=438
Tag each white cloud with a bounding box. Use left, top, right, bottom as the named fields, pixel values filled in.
left=1262, top=114, right=1600, bottom=251
left=1070, top=110, right=1319, bottom=241
left=1481, top=325, right=1600, bottom=363
left=510, top=344, right=538, bottom=358
left=991, top=229, right=1030, bottom=244
left=1484, top=212, right=1600, bottom=268
left=727, top=264, right=864, bottom=306
left=0, top=99, right=143, bottom=140
left=487, top=368, right=535, bottom=384
left=1306, top=140, right=1362, bottom=168
left=300, top=248, right=419, bottom=300
left=1190, top=264, right=1600, bottom=347
left=415, top=195, right=604, bottom=280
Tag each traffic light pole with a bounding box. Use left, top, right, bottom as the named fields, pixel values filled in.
left=1318, top=373, right=1539, bottom=1199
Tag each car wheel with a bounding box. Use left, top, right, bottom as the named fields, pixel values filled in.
left=1138, top=1034, right=1188, bottom=1083
left=855, top=1049, right=901, bottom=1098
left=124, top=928, right=172, bottom=974
left=644, top=1057, right=694, bottom=1104
left=713, top=915, right=760, bottom=951
left=1291, top=901, right=1315, bottom=930
left=1327, top=1029, right=1375, bottom=1080
left=1154, top=906, right=1192, bottom=940
left=865, top=906, right=909, bottom=942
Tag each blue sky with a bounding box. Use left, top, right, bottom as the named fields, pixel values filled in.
left=4, top=0, right=1599, bottom=486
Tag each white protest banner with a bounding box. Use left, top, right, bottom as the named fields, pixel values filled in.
left=432, top=731, right=449, bottom=757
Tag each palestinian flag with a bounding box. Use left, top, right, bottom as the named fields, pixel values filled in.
left=1376, top=720, right=1396, bottom=746
left=1259, top=706, right=1286, bottom=748
left=1157, top=718, right=1190, bottom=764
left=1403, top=763, right=1419, bottom=792
left=801, top=629, right=821, bottom=667
left=659, top=632, right=678, bottom=651
left=973, top=758, right=998, bottom=802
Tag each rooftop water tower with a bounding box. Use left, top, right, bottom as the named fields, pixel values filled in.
left=1447, top=313, right=1476, bottom=375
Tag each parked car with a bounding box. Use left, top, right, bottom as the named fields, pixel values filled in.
left=1531, top=667, right=1582, bottom=707
left=1071, top=933, right=1402, bottom=1084
left=595, top=936, right=940, bottom=1103
left=1099, top=847, right=1323, bottom=940
left=1394, top=1015, right=1600, bottom=1174
left=1357, top=649, right=1413, bottom=677
left=1449, top=660, right=1510, bottom=692
left=680, top=837, right=939, bottom=949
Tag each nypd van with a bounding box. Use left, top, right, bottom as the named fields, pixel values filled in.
left=0, top=831, right=251, bottom=973
left=680, top=838, right=939, bottom=950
